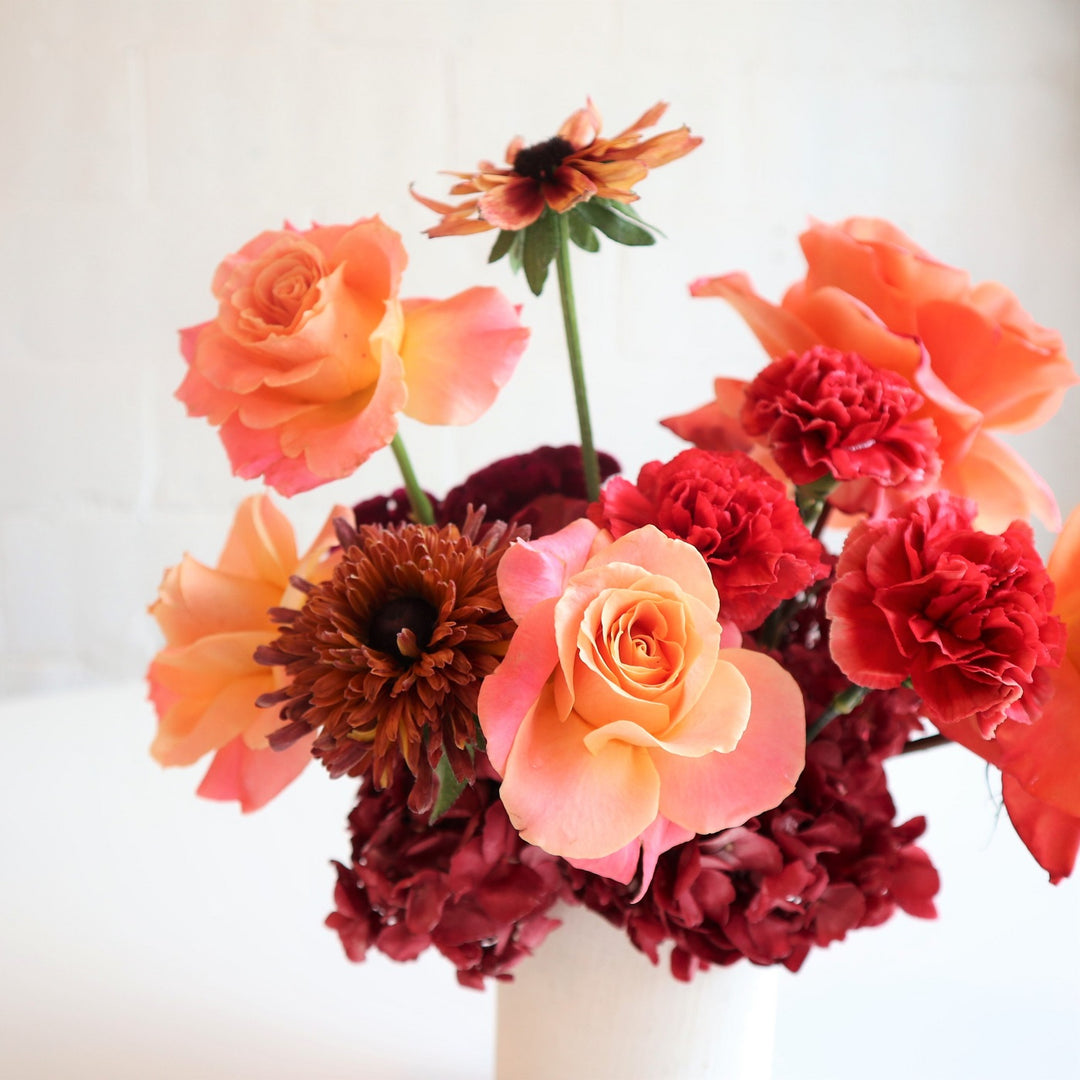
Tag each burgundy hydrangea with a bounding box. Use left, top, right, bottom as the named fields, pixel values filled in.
left=828, top=491, right=1065, bottom=737
left=569, top=609, right=939, bottom=977
left=352, top=445, right=620, bottom=538
left=742, top=345, right=941, bottom=491
left=594, top=449, right=829, bottom=630
left=327, top=758, right=570, bottom=989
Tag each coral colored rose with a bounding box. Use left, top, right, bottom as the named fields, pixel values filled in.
left=147, top=495, right=348, bottom=811
left=477, top=519, right=806, bottom=891
left=827, top=492, right=1065, bottom=739
left=594, top=449, right=828, bottom=631
left=665, top=218, right=1076, bottom=529
left=178, top=218, right=529, bottom=495
left=940, top=506, right=1080, bottom=882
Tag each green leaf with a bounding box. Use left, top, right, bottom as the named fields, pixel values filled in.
left=606, top=198, right=666, bottom=238
left=488, top=229, right=517, bottom=264
left=507, top=228, right=526, bottom=274
left=429, top=754, right=468, bottom=824
left=523, top=211, right=558, bottom=295
left=567, top=209, right=601, bottom=253
left=577, top=201, right=656, bottom=247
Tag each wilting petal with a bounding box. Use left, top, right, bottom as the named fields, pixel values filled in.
left=400, top=287, right=529, bottom=425
left=501, top=686, right=661, bottom=860
left=1002, top=774, right=1080, bottom=884
left=478, top=177, right=547, bottom=230
left=197, top=731, right=316, bottom=813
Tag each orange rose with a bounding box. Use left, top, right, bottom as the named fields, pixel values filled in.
left=147, top=495, right=348, bottom=811
left=667, top=218, right=1076, bottom=529
left=178, top=218, right=529, bottom=495
left=478, top=520, right=806, bottom=891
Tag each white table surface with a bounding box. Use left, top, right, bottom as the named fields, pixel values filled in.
left=1, top=683, right=1077, bottom=1079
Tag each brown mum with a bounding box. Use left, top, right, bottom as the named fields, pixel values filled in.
left=257, top=513, right=520, bottom=812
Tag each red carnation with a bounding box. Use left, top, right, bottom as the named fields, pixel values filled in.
left=595, top=449, right=828, bottom=630
left=327, top=758, right=570, bottom=988
left=742, top=345, right=940, bottom=504
left=827, top=492, right=1065, bottom=737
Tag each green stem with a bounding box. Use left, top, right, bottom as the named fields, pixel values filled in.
left=807, top=684, right=869, bottom=743
left=554, top=213, right=601, bottom=502
left=390, top=432, right=436, bottom=525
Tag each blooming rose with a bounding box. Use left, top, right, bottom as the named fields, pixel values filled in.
left=477, top=519, right=806, bottom=891
left=665, top=218, right=1076, bottom=529
left=594, top=449, right=828, bottom=630
left=147, top=495, right=347, bottom=810
left=939, top=506, right=1080, bottom=882
left=826, top=492, right=1064, bottom=739
left=178, top=218, right=529, bottom=495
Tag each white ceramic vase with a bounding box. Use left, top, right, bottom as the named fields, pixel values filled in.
left=496, top=901, right=779, bottom=1080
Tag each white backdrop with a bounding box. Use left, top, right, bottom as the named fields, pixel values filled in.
left=1, top=2, right=1078, bottom=1078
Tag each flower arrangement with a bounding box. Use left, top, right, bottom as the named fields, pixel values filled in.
left=148, top=99, right=1079, bottom=994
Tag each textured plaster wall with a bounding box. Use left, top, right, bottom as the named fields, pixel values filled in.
left=2, top=0, right=1079, bottom=695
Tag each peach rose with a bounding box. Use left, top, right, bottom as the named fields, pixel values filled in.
left=940, top=505, right=1080, bottom=882
left=666, top=218, right=1076, bottom=530
left=178, top=218, right=529, bottom=495
left=477, top=519, right=806, bottom=891
left=148, top=495, right=348, bottom=811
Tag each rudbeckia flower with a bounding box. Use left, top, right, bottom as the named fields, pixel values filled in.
left=412, top=100, right=701, bottom=236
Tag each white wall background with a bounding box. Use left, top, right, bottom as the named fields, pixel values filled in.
left=1, top=0, right=1078, bottom=694
left=1, top=4, right=1078, bottom=1079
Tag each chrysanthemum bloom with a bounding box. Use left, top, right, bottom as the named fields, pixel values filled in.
left=594, top=449, right=829, bottom=631
left=664, top=218, right=1076, bottom=529
left=736, top=346, right=942, bottom=516
left=827, top=492, right=1065, bottom=738
left=178, top=218, right=528, bottom=494
left=258, top=513, right=520, bottom=813
left=327, top=759, right=569, bottom=988
left=478, top=520, right=806, bottom=891
left=147, top=495, right=346, bottom=811
left=571, top=640, right=938, bottom=976
left=412, top=100, right=702, bottom=235
left=939, top=506, right=1080, bottom=881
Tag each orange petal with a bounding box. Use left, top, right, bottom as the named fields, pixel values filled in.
left=690, top=273, right=819, bottom=358
left=558, top=98, right=603, bottom=149
left=1049, top=508, right=1080, bottom=643
left=652, top=648, right=805, bottom=834
left=940, top=429, right=1059, bottom=531
left=1002, top=774, right=1080, bottom=884
left=399, top=287, right=529, bottom=425
left=499, top=684, right=661, bottom=860
left=197, top=732, right=315, bottom=813
left=541, top=166, right=597, bottom=214
left=661, top=380, right=756, bottom=454
left=478, top=177, right=546, bottom=231
left=217, top=495, right=297, bottom=583
left=916, top=297, right=1076, bottom=433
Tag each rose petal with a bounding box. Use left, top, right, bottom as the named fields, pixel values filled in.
left=400, top=287, right=529, bottom=425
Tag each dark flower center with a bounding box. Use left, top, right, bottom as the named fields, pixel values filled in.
left=368, top=596, right=438, bottom=658
left=513, top=136, right=575, bottom=181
